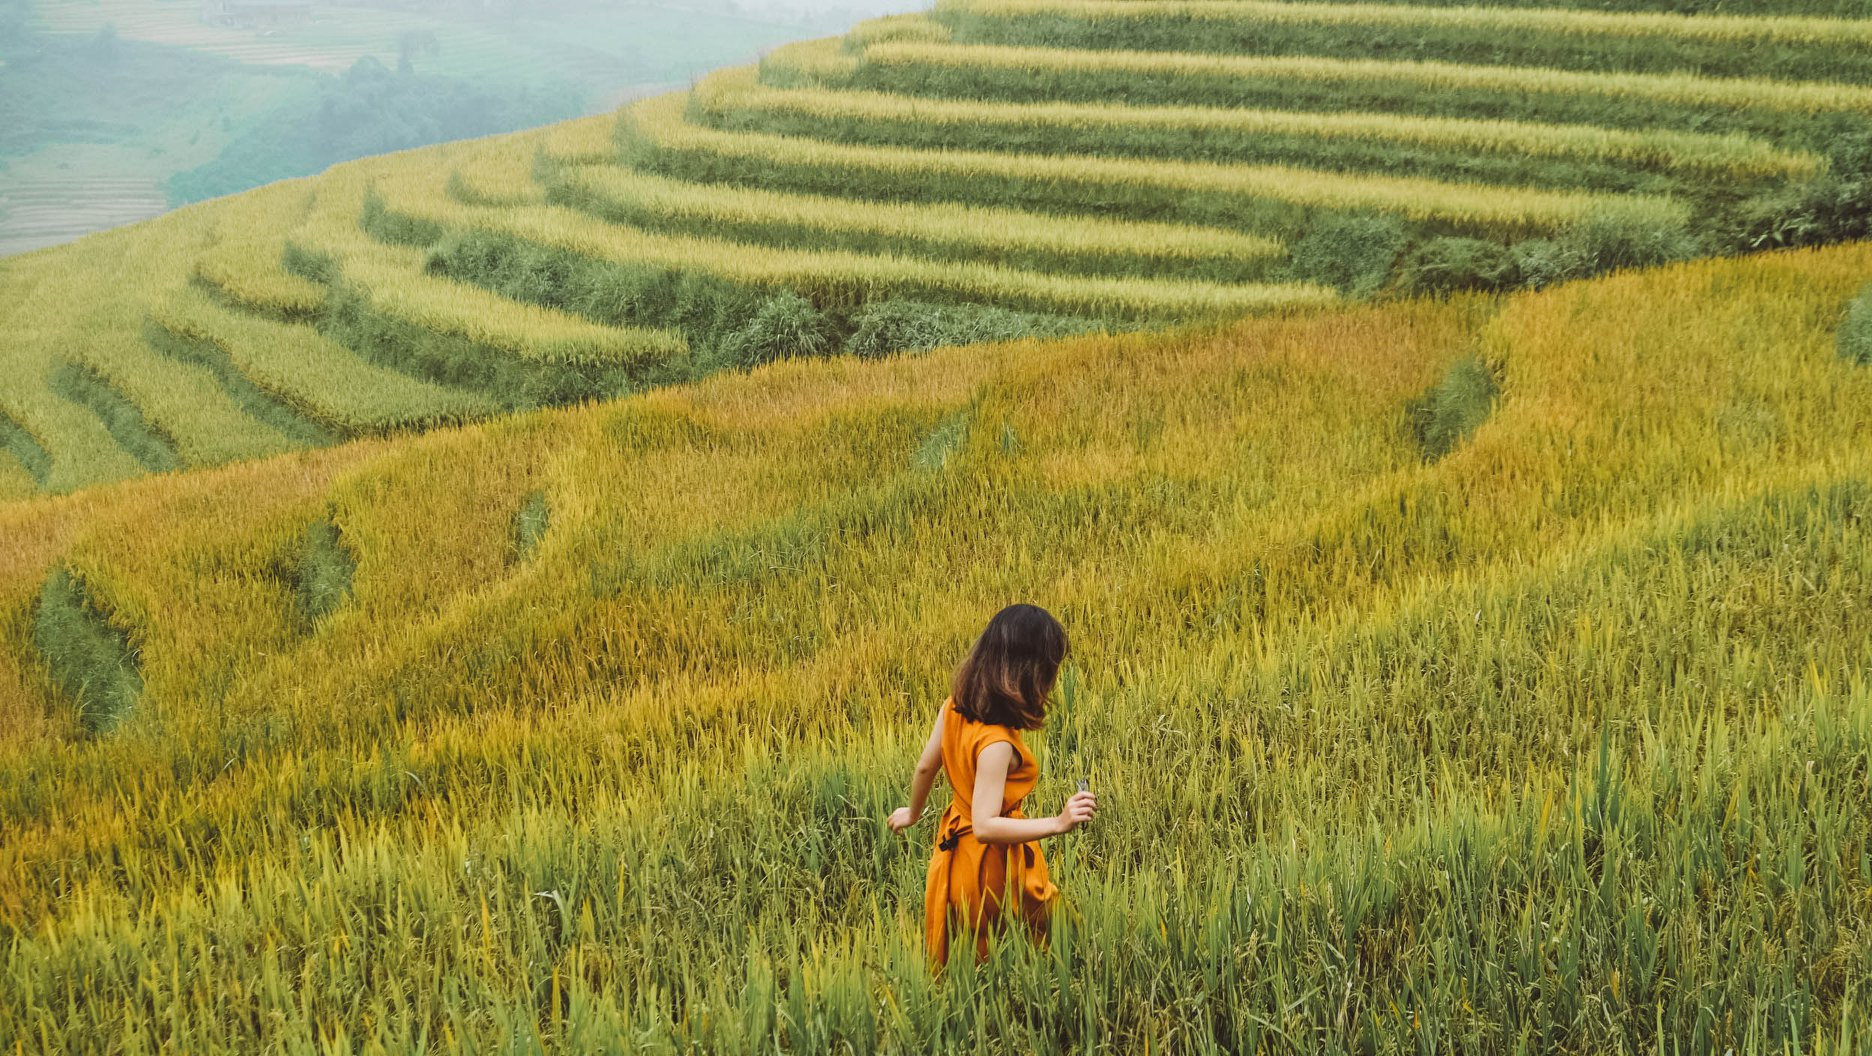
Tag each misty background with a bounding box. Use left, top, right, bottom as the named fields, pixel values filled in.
left=0, top=0, right=922, bottom=257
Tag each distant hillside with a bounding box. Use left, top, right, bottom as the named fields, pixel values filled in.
left=4, top=240, right=1872, bottom=1050
left=4, top=0, right=1872, bottom=498
left=0, top=0, right=860, bottom=255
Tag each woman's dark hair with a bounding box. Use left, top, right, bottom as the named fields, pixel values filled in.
left=951, top=604, right=1068, bottom=731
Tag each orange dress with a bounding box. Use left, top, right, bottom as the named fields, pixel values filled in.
left=923, top=698, right=1058, bottom=967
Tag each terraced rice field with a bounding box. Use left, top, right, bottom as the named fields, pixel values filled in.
left=2, top=0, right=1870, bottom=503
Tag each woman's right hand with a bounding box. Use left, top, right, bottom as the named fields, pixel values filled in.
left=1056, top=790, right=1097, bottom=834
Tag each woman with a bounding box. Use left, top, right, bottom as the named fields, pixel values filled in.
left=887, top=604, right=1098, bottom=967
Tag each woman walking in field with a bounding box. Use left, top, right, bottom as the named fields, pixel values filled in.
left=888, top=604, right=1098, bottom=967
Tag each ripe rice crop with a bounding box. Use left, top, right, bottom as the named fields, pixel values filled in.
left=309, top=228, right=690, bottom=369
left=63, top=334, right=302, bottom=470
left=0, top=176, right=352, bottom=492
left=760, top=38, right=863, bottom=86
left=851, top=39, right=1872, bottom=115
left=191, top=239, right=330, bottom=321
left=951, top=0, right=1872, bottom=43
left=370, top=170, right=1339, bottom=321
left=0, top=387, right=146, bottom=495
left=819, top=41, right=1872, bottom=141
left=6, top=0, right=1859, bottom=500
left=934, top=0, right=1872, bottom=80
left=0, top=459, right=34, bottom=503
left=537, top=113, right=622, bottom=166
left=446, top=145, right=548, bottom=208
left=623, top=91, right=1692, bottom=239
left=696, top=67, right=1818, bottom=183
left=44, top=360, right=175, bottom=475
left=549, top=163, right=1285, bottom=282
left=842, top=12, right=953, bottom=47
left=150, top=287, right=501, bottom=435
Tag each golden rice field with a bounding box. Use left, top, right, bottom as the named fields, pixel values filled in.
left=805, top=39, right=1872, bottom=116
left=624, top=88, right=1688, bottom=236
left=5, top=0, right=1872, bottom=1042
left=369, top=166, right=1335, bottom=322
left=4, top=235, right=1872, bottom=1052
left=548, top=166, right=1285, bottom=280
left=695, top=68, right=1818, bottom=181
left=3, top=0, right=1871, bottom=496
left=939, top=0, right=1872, bottom=46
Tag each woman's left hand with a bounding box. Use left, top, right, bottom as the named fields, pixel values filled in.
left=887, top=807, right=917, bottom=832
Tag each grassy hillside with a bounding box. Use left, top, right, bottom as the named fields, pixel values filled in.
left=3, top=241, right=1872, bottom=1051
left=6, top=0, right=1872, bottom=498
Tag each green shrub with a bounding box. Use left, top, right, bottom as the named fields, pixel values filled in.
left=1289, top=214, right=1407, bottom=297
left=1502, top=212, right=1695, bottom=292
left=843, top=299, right=1095, bottom=359
left=426, top=233, right=580, bottom=314
left=1408, top=355, right=1500, bottom=460
left=912, top=410, right=971, bottom=471
left=296, top=519, right=356, bottom=627
left=1722, top=133, right=1872, bottom=253
left=282, top=241, right=339, bottom=286
left=1509, top=239, right=1587, bottom=291
left=32, top=567, right=141, bottom=734
left=513, top=491, right=551, bottom=559
left=1560, top=209, right=1699, bottom=274
left=1840, top=284, right=1872, bottom=366
left=0, top=410, right=51, bottom=486
left=717, top=292, right=839, bottom=368
left=361, top=188, right=445, bottom=247
left=1401, top=238, right=1520, bottom=295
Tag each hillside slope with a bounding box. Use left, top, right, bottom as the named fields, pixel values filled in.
left=3, top=243, right=1871, bottom=1051
left=6, top=0, right=1872, bottom=497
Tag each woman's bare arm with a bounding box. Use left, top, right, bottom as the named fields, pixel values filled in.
left=887, top=705, right=947, bottom=832
left=971, top=742, right=1097, bottom=845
